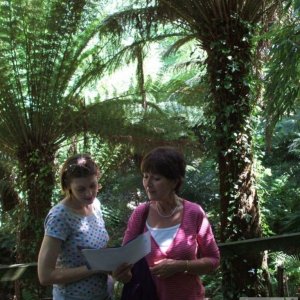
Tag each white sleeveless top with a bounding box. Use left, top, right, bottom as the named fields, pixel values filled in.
left=146, top=222, right=180, bottom=253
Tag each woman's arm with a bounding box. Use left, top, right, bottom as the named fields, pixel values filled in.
left=112, top=263, right=132, bottom=283
left=123, top=203, right=148, bottom=245
left=196, top=213, right=220, bottom=271
left=150, top=257, right=216, bottom=279
left=38, top=235, right=97, bottom=285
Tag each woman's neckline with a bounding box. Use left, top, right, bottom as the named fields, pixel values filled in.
left=146, top=221, right=180, bottom=230
left=155, top=197, right=183, bottom=218
left=61, top=200, right=94, bottom=217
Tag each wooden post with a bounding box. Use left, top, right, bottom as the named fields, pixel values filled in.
left=277, top=265, right=284, bottom=296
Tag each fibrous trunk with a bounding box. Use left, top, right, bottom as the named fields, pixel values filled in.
left=203, top=18, right=263, bottom=298
left=15, top=144, right=56, bottom=299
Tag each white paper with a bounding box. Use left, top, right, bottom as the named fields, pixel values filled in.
left=82, top=231, right=151, bottom=271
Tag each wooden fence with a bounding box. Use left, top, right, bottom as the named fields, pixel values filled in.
left=1, top=232, right=300, bottom=299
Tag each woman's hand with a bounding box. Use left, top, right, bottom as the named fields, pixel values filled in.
left=150, top=259, right=183, bottom=279
left=112, top=263, right=132, bottom=283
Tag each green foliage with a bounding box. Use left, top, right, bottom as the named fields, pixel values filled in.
left=182, top=158, right=219, bottom=227
left=264, top=1, right=300, bottom=136
left=0, top=155, right=19, bottom=212
left=0, top=224, right=16, bottom=264
left=258, top=112, right=300, bottom=235
left=202, top=269, right=223, bottom=300
left=267, top=252, right=300, bottom=296
left=98, top=162, right=143, bottom=246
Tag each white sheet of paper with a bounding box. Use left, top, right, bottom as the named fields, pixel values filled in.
left=82, top=231, right=151, bottom=271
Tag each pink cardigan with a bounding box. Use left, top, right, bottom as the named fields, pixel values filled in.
left=123, top=199, right=220, bottom=300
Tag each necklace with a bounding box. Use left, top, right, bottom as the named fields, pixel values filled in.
left=156, top=201, right=180, bottom=218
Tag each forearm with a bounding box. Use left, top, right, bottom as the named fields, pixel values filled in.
left=150, top=257, right=218, bottom=279
left=183, top=257, right=217, bottom=275
left=171, top=257, right=217, bottom=276
left=39, top=265, right=99, bottom=286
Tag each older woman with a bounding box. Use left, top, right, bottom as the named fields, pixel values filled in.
left=122, top=146, right=220, bottom=300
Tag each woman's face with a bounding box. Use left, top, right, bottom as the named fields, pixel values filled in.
left=68, top=175, right=99, bottom=206
left=142, top=172, right=177, bottom=202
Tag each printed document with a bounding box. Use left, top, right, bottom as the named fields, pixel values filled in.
left=82, top=231, right=151, bottom=271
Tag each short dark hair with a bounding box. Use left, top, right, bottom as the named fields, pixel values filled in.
left=60, top=154, right=100, bottom=192
left=141, top=146, right=186, bottom=193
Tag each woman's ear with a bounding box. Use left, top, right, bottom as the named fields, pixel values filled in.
left=174, top=177, right=183, bottom=193
left=64, top=188, right=72, bottom=197
left=173, top=178, right=180, bottom=190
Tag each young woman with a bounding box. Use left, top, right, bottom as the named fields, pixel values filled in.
left=38, top=154, right=111, bottom=300
left=122, top=146, right=220, bottom=300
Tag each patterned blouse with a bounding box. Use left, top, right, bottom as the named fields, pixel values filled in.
left=44, top=198, right=110, bottom=299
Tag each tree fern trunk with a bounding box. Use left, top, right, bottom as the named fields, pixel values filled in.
left=15, top=145, right=56, bottom=299
left=204, top=19, right=264, bottom=298
left=17, top=146, right=56, bottom=261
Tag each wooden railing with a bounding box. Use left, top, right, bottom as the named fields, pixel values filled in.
left=218, top=232, right=300, bottom=256
left=1, top=232, right=300, bottom=299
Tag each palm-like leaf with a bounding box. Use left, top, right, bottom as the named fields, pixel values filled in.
left=264, top=2, right=300, bottom=143
left=0, top=0, right=109, bottom=154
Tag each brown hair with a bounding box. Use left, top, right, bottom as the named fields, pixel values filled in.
left=141, top=146, right=186, bottom=193
left=60, top=154, right=100, bottom=192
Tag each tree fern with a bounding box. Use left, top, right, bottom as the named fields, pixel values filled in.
left=264, top=0, right=300, bottom=143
